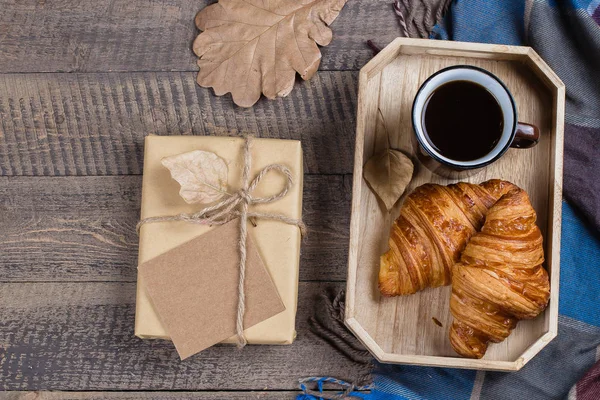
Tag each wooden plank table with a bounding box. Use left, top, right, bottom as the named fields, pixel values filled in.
left=0, top=0, right=406, bottom=397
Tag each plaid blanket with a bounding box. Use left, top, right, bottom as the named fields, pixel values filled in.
left=300, top=1, right=600, bottom=399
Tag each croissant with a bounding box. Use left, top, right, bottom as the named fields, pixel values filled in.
left=379, top=179, right=517, bottom=296
left=449, top=189, right=550, bottom=358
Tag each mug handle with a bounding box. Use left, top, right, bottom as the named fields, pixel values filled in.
left=511, top=122, right=540, bottom=148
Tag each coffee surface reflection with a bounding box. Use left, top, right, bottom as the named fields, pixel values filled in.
left=423, top=80, right=504, bottom=162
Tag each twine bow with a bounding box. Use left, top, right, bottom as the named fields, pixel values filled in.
left=137, top=136, right=306, bottom=347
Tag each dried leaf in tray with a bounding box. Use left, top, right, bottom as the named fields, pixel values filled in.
left=363, top=110, right=414, bottom=211
left=364, top=150, right=413, bottom=211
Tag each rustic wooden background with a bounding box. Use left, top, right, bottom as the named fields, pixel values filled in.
left=0, top=0, right=429, bottom=398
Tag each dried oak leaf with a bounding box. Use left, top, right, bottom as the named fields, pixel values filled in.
left=192, top=0, right=348, bottom=108
left=162, top=150, right=229, bottom=204
left=363, top=149, right=414, bottom=211
left=363, top=109, right=414, bottom=211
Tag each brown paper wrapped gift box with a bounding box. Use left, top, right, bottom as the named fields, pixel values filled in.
left=135, top=135, right=303, bottom=345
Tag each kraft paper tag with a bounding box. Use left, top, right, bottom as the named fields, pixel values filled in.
left=138, top=219, right=286, bottom=359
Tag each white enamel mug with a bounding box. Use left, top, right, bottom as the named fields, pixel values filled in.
left=412, top=65, right=539, bottom=178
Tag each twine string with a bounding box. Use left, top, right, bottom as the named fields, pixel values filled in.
left=137, top=136, right=306, bottom=347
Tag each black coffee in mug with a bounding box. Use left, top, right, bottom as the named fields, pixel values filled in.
left=412, top=65, right=540, bottom=178
left=422, top=80, right=504, bottom=162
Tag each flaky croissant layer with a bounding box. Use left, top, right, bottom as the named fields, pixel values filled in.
left=449, top=189, right=550, bottom=358
left=379, top=179, right=517, bottom=296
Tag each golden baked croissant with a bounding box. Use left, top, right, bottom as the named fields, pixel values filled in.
left=449, top=189, right=550, bottom=358
left=379, top=179, right=517, bottom=296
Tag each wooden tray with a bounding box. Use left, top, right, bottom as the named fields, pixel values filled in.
left=345, top=38, right=565, bottom=371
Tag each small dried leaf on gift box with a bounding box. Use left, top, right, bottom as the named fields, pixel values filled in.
left=161, top=150, right=229, bottom=204
left=192, top=0, right=348, bottom=107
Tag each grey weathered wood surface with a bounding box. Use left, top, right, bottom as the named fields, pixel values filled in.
left=0, top=282, right=362, bottom=391
left=0, top=72, right=358, bottom=176
left=0, top=0, right=400, bottom=73
left=0, top=0, right=408, bottom=396
left=0, top=175, right=352, bottom=282
left=2, top=392, right=306, bottom=399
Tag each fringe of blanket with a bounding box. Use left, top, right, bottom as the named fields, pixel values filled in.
left=368, top=0, right=452, bottom=53
left=297, top=289, right=373, bottom=399
left=394, top=0, right=452, bottom=38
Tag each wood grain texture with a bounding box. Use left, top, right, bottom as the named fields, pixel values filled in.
left=0, top=72, right=358, bottom=176
left=346, top=39, right=563, bottom=370
left=0, top=174, right=351, bottom=282
left=3, top=392, right=322, bottom=400
left=0, top=281, right=364, bottom=391
left=0, top=0, right=399, bottom=73
left=2, top=392, right=301, bottom=400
